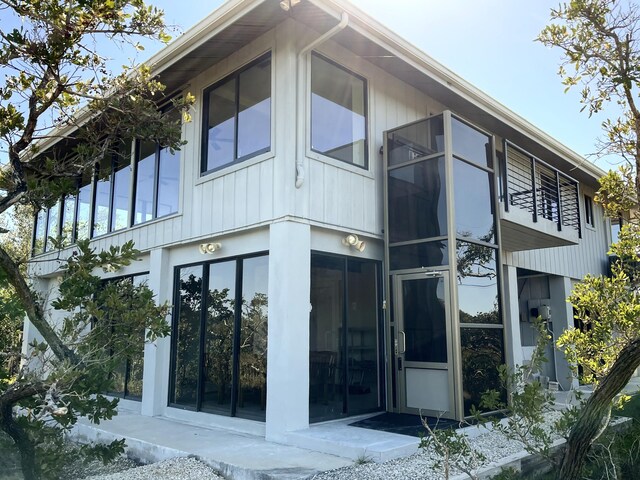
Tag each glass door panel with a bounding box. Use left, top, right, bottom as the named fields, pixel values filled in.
left=395, top=272, right=456, bottom=418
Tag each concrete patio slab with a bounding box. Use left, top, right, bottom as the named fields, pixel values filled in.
left=71, top=410, right=353, bottom=480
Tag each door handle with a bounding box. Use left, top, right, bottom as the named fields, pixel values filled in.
left=399, top=331, right=406, bottom=355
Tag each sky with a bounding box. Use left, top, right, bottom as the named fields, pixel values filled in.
left=139, top=0, right=621, bottom=171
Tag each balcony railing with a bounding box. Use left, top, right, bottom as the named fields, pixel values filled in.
left=503, top=142, right=581, bottom=238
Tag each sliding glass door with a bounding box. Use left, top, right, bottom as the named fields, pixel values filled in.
left=169, top=254, right=268, bottom=421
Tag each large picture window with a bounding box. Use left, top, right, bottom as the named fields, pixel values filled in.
left=311, top=53, right=367, bottom=168
left=169, top=253, right=269, bottom=421
left=201, top=53, right=271, bottom=174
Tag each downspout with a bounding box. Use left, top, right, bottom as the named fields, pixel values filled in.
left=295, top=11, right=349, bottom=188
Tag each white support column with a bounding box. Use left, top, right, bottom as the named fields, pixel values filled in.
left=265, top=220, right=311, bottom=441
left=503, top=265, right=524, bottom=369
left=549, top=275, right=579, bottom=390
left=141, top=247, right=173, bottom=417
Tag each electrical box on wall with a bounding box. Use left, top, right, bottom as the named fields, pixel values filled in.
left=528, top=299, right=551, bottom=321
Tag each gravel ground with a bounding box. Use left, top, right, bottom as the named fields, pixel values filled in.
left=79, top=457, right=224, bottom=480
left=311, top=428, right=527, bottom=480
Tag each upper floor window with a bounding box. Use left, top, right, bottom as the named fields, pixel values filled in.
left=611, top=217, right=622, bottom=244
left=311, top=53, right=367, bottom=168
left=201, top=53, right=272, bottom=174
left=584, top=194, right=595, bottom=228
left=33, top=108, right=182, bottom=255
left=134, top=108, right=182, bottom=225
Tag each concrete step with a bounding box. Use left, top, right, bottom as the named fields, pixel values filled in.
left=71, top=412, right=352, bottom=480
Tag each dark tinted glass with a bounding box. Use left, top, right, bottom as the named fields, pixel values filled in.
left=461, top=327, right=505, bottom=415
left=61, top=194, right=76, bottom=246
left=33, top=209, right=47, bottom=255
left=402, top=276, right=447, bottom=363
left=112, top=143, right=131, bottom=231
left=387, top=116, right=444, bottom=166
left=389, top=241, right=448, bottom=271
left=238, top=58, right=271, bottom=159
left=171, top=266, right=203, bottom=407
left=205, top=78, right=236, bottom=171
left=388, top=157, right=447, bottom=242
left=134, top=141, right=156, bottom=225
left=76, top=174, right=92, bottom=241
left=93, top=165, right=111, bottom=237
left=202, top=260, right=236, bottom=414
left=454, top=159, right=495, bottom=244
left=457, top=242, right=500, bottom=324
left=237, top=255, right=269, bottom=420
left=347, top=260, right=379, bottom=414
left=126, top=273, right=148, bottom=400
left=45, top=201, right=60, bottom=252
left=309, top=255, right=344, bottom=421
left=451, top=117, right=492, bottom=169
left=311, top=54, right=366, bottom=167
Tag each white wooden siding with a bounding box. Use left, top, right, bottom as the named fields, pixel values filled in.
left=504, top=189, right=609, bottom=280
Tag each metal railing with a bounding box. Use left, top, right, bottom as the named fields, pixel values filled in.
left=504, top=142, right=581, bottom=237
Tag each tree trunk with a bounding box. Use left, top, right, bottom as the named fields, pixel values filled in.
left=558, top=338, right=640, bottom=480
left=0, top=383, right=47, bottom=480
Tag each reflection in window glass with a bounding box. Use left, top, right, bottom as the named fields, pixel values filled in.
left=387, top=116, right=445, bottom=166
left=389, top=241, right=448, bottom=271
left=202, top=54, right=272, bottom=175
left=76, top=175, right=92, bottom=241
left=112, top=143, right=131, bottom=231
left=347, top=260, right=379, bottom=415
left=310, top=255, right=344, bottom=422
left=134, top=141, right=156, bottom=225
left=402, top=277, right=447, bottom=363
left=309, top=254, right=381, bottom=423
left=454, top=159, right=495, bottom=244
left=451, top=117, right=492, bottom=169
left=202, top=260, right=236, bottom=414
left=238, top=58, right=271, bottom=159
left=33, top=209, right=47, bottom=255
left=388, top=157, right=447, bottom=242
left=461, top=327, right=505, bottom=415
left=93, top=164, right=111, bottom=237
left=457, top=242, right=500, bottom=324
left=171, top=266, right=203, bottom=408
left=45, top=201, right=60, bottom=252
left=237, top=255, right=269, bottom=420
left=205, top=78, right=236, bottom=171
left=157, top=111, right=181, bottom=217
left=61, top=194, right=76, bottom=246
left=311, top=54, right=367, bottom=167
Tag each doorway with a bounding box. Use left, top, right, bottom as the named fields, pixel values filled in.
left=394, top=271, right=457, bottom=418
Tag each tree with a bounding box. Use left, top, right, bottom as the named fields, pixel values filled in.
left=0, top=1, right=193, bottom=478
left=538, top=1, right=640, bottom=478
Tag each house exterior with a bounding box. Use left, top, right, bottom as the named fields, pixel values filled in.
left=27, top=0, right=612, bottom=445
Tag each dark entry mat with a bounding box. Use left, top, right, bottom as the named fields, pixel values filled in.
left=349, top=412, right=459, bottom=437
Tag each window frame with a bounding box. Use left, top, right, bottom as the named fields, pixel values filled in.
left=132, top=105, right=182, bottom=226
left=168, top=251, right=270, bottom=421
left=309, top=51, right=369, bottom=170
left=584, top=194, right=595, bottom=228
left=200, top=52, right=272, bottom=176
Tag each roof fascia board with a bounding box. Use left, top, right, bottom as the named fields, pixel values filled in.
left=310, top=0, right=606, bottom=182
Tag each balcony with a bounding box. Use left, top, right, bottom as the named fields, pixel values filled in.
left=500, top=142, right=581, bottom=251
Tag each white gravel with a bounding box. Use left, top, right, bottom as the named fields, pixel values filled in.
left=311, top=427, right=528, bottom=480
left=80, top=457, right=224, bottom=480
